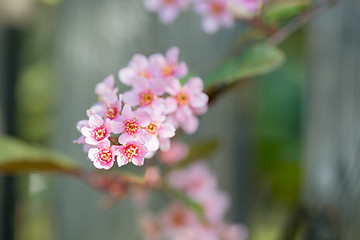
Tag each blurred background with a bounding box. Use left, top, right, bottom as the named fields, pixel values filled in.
left=0, top=0, right=359, bottom=239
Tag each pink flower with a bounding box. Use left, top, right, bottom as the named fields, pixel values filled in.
left=167, top=161, right=217, bottom=199
left=219, top=223, right=249, bottom=240
left=95, top=75, right=119, bottom=103
left=150, top=46, right=188, bottom=80
left=117, top=141, right=148, bottom=167
left=81, top=114, right=112, bottom=146
left=122, top=76, right=166, bottom=109
left=194, top=0, right=235, bottom=34
left=139, top=213, right=162, bottom=240
left=144, top=166, right=161, bottom=186
left=194, top=189, right=230, bottom=223
left=228, top=0, right=264, bottom=19
left=88, top=94, right=123, bottom=121
left=88, top=141, right=117, bottom=170
left=114, top=104, right=151, bottom=144
left=143, top=107, right=176, bottom=152
left=161, top=203, right=198, bottom=238
left=168, top=162, right=231, bottom=223
left=118, top=54, right=154, bottom=86
left=144, top=0, right=190, bottom=24
left=73, top=119, right=89, bottom=144
left=166, top=77, right=208, bottom=134
left=159, top=140, right=189, bottom=165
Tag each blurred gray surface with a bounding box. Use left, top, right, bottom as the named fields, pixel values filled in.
left=52, top=0, right=249, bottom=239
left=304, top=0, right=360, bottom=238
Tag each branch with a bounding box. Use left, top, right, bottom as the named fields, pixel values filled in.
left=268, top=0, right=338, bottom=46
left=206, top=0, right=338, bottom=103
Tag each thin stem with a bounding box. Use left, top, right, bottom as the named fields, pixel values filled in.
left=246, top=16, right=278, bottom=36
left=207, top=0, right=338, bottom=103
left=268, top=0, right=338, bottom=46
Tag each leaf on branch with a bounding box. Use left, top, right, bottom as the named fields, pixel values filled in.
left=205, top=42, right=285, bottom=87
left=263, top=0, right=311, bottom=25
left=175, top=138, right=219, bottom=168
left=0, top=135, right=79, bottom=175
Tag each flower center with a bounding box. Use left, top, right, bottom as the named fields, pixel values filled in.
left=171, top=209, right=186, bottom=226
left=175, top=92, right=189, bottom=106
left=140, top=91, right=154, bottom=106
left=146, top=122, right=158, bottom=135
left=139, top=70, right=151, bottom=80
left=124, top=144, right=140, bottom=161
left=123, top=118, right=140, bottom=135
left=163, top=0, right=176, bottom=5
left=210, top=2, right=224, bottom=15
left=92, top=125, right=107, bottom=141
left=98, top=148, right=113, bottom=163
left=161, top=64, right=175, bottom=77
left=105, top=106, right=118, bottom=120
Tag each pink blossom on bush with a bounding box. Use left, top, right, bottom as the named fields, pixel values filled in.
left=144, top=107, right=176, bottom=152
left=166, top=77, right=208, bottom=133
left=150, top=46, right=188, bottom=81
left=194, top=189, right=230, bottom=223
left=144, top=0, right=190, bottom=24
left=88, top=141, right=118, bottom=170
left=167, top=161, right=217, bottom=198
left=81, top=114, right=112, bottom=146
left=144, top=166, right=161, bottom=186
left=95, top=75, right=119, bottom=103
left=160, top=202, right=198, bottom=238
left=115, top=104, right=152, bottom=144
left=219, top=223, right=249, bottom=240
left=117, top=141, right=148, bottom=167
left=194, top=0, right=235, bottom=34
left=122, top=76, right=166, bottom=110
left=75, top=47, right=207, bottom=171
left=88, top=94, right=123, bottom=121
left=118, top=54, right=154, bottom=86
left=159, top=140, right=189, bottom=165
left=139, top=213, right=162, bottom=240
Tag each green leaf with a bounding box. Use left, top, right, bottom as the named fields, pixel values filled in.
left=205, top=42, right=285, bottom=87
left=263, top=0, right=311, bottom=25
left=0, top=135, right=79, bottom=175
left=175, top=138, right=219, bottom=168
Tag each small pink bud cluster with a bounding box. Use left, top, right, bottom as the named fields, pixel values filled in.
left=144, top=0, right=267, bottom=34
left=74, top=47, right=208, bottom=170
left=139, top=162, right=249, bottom=240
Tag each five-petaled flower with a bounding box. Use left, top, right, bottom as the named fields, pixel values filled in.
left=81, top=114, right=112, bottom=146
left=117, top=141, right=148, bottom=167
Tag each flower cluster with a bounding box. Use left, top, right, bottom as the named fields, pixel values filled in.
left=144, top=0, right=267, bottom=34
left=139, top=162, right=248, bottom=240
left=74, top=47, right=208, bottom=169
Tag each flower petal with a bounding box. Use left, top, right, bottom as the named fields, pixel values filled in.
left=88, top=114, right=103, bottom=128
left=119, top=67, right=136, bottom=86
left=158, top=123, right=175, bottom=138
left=123, top=90, right=140, bottom=107
left=166, top=46, right=179, bottom=64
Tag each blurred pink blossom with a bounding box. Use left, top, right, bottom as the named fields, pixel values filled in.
left=144, top=0, right=190, bottom=24
left=194, top=0, right=235, bottom=34
left=159, top=140, right=189, bottom=165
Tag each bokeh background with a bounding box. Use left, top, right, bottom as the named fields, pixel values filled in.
left=0, top=0, right=359, bottom=239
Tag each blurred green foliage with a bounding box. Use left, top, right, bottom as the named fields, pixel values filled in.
left=0, top=135, right=78, bottom=174
left=205, top=42, right=285, bottom=88
left=263, top=0, right=311, bottom=25
left=254, top=31, right=305, bottom=205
